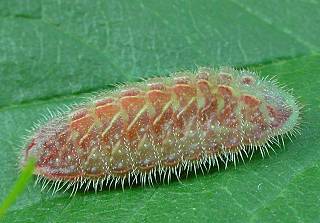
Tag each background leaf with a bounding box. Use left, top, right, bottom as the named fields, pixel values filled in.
left=0, top=1, right=319, bottom=222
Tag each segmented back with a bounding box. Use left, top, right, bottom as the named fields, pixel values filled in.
left=23, top=67, right=301, bottom=193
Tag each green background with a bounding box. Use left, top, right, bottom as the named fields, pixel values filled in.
left=0, top=0, right=319, bottom=222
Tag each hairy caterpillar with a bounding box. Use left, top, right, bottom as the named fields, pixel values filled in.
left=21, top=67, right=301, bottom=195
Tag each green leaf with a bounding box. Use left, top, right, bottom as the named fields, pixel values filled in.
left=0, top=1, right=319, bottom=222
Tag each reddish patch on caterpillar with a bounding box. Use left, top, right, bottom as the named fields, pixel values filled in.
left=241, top=76, right=255, bottom=85
left=22, top=67, right=301, bottom=194
left=95, top=98, right=114, bottom=107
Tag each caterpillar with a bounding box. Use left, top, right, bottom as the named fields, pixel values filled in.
left=21, top=67, right=301, bottom=195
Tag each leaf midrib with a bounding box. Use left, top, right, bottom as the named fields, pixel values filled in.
left=0, top=53, right=316, bottom=111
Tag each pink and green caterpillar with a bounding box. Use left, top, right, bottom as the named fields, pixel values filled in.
left=21, top=67, right=301, bottom=194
